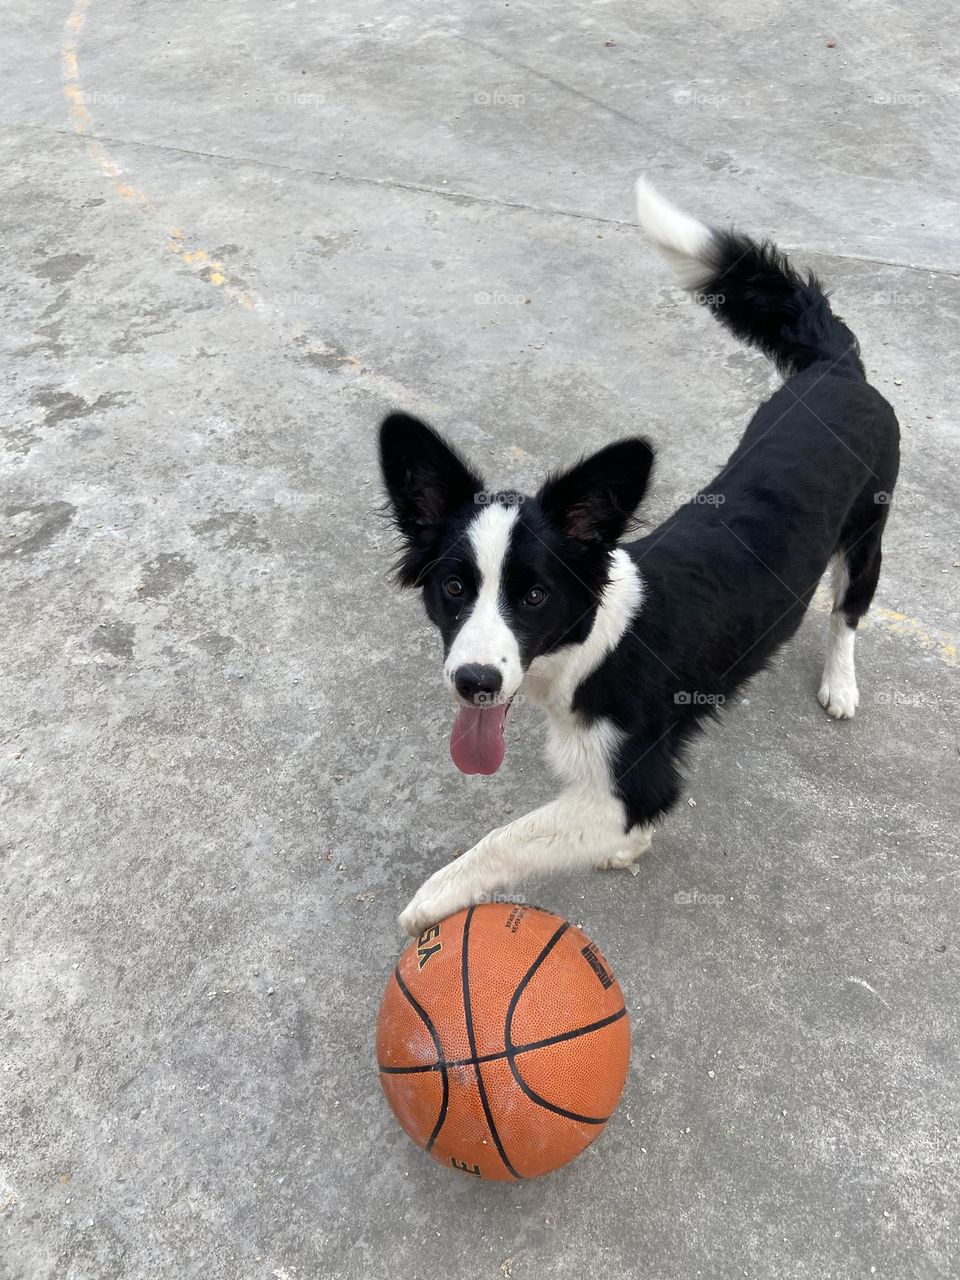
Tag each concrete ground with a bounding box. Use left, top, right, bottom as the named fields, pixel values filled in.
left=1, top=1, right=958, bottom=1276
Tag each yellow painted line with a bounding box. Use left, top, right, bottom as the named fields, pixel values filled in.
left=66, top=0, right=88, bottom=35
left=58, top=0, right=431, bottom=388
left=812, top=588, right=957, bottom=668
left=61, top=0, right=259, bottom=311
left=870, top=607, right=958, bottom=667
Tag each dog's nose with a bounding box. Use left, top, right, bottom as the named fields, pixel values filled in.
left=453, top=663, right=503, bottom=704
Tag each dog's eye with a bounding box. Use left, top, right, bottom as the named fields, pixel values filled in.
left=523, top=586, right=547, bottom=608
left=444, top=576, right=465, bottom=598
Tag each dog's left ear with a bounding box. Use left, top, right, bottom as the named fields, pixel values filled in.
left=538, top=438, right=655, bottom=544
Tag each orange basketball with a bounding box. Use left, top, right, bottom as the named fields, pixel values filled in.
left=376, top=903, right=631, bottom=1180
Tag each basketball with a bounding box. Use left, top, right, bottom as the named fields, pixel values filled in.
left=376, top=902, right=631, bottom=1180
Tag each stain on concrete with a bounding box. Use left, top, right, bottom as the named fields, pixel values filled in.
left=0, top=501, right=76, bottom=560
left=138, top=552, right=196, bottom=599
left=705, top=152, right=733, bottom=171
left=724, top=349, right=779, bottom=389
left=2, top=421, right=39, bottom=457
left=292, top=1004, right=313, bottom=1059
left=17, top=318, right=68, bottom=360
left=192, top=511, right=270, bottom=552
left=292, top=333, right=360, bottom=374
left=311, top=231, right=355, bottom=259
left=191, top=632, right=237, bottom=658
left=33, top=252, right=91, bottom=283
left=305, top=346, right=355, bottom=373
left=109, top=306, right=182, bottom=355
left=91, top=621, right=135, bottom=660
left=109, top=299, right=208, bottom=356
left=31, top=389, right=124, bottom=429
left=36, top=319, right=67, bottom=353
left=39, top=292, right=70, bottom=319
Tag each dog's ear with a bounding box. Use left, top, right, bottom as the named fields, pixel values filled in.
left=379, top=412, right=484, bottom=532
left=379, top=413, right=484, bottom=581
left=538, top=438, right=655, bottom=545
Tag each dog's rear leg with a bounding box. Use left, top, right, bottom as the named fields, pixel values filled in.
left=818, top=520, right=885, bottom=719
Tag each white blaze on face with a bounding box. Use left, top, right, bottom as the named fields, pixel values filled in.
left=444, top=503, right=523, bottom=698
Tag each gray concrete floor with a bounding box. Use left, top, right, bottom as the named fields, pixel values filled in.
left=2, top=2, right=958, bottom=1277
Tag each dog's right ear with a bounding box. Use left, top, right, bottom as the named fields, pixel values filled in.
left=379, top=413, right=484, bottom=585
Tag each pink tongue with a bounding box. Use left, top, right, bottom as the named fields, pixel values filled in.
left=450, top=703, right=508, bottom=775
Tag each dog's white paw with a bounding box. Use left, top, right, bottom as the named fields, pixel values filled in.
left=398, top=859, right=476, bottom=936
left=818, top=676, right=859, bottom=720
left=596, top=831, right=653, bottom=873
left=596, top=853, right=642, bottom=875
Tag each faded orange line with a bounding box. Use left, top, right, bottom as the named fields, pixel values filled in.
left=812, top=587, right=957, bottom=668
left=61, top=0, right=258, bottom=310
left=57, top=0, right=433, bottom=396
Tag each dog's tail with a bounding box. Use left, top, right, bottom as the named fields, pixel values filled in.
left=634, top=177, right=865, bottom=380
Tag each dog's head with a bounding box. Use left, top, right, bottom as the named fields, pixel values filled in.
left=379, top=413, right=654, bottom=776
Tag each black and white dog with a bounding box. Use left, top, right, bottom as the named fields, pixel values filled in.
left=380, top=179, right=900, bottom=936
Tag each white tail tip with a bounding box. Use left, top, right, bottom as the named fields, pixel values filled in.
left=634, top=176, right=716, bottom=290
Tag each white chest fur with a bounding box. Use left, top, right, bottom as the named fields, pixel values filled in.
left=523, top=548, right=644, bottom=792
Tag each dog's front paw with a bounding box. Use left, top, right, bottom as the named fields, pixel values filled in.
left=597, top=850, right=643, bottom=875
left=596, top=828, right=653, bottom=873
left=818, top=675, right=859, bottom=720
left=399, top=859, right=478, bottom=936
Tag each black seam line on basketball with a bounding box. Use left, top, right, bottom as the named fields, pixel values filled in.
left=393, top=965, right=449, bottom=1154
left=503, top=922, right=611, bottom=1126
left=461, top=906, right=524, bottom=1181
left=378, top=1007, right=628, bottom=1075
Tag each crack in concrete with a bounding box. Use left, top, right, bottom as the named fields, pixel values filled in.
left=21, top=122, right=960, bottom=280
left=451, top=31, right=649, bottom=131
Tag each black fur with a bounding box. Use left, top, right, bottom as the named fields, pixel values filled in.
left=582, top=237, right=899, bottom=828
left=380, top=421, right=655, bottom=665
left=379, top=221, right=900, bottom=835
left=379, top=413, right=484, bottom=587
left=701, top=229, right=865, bottom=378
left=538, top=440, right=655, bottom=544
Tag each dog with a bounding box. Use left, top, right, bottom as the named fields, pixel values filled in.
left=379, top=178, right=900, bottom=936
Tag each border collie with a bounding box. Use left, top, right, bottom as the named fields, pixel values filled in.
left=379, top=179, right=900, bottom=936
